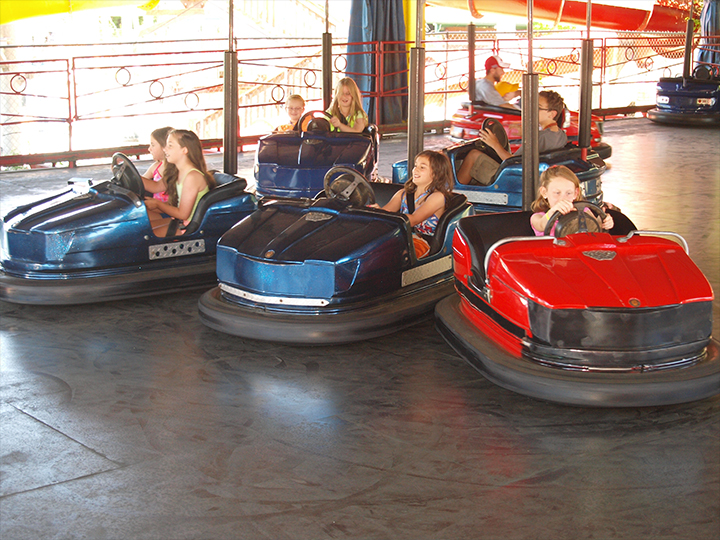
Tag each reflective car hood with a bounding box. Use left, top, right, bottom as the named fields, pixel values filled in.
left=4, top=182, right=138, bottom=234
left=218, top=199, right=405, bottom=264
left=488, top=233, right=713, bottom=310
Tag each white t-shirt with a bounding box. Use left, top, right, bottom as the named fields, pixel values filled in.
left=475, top=78, right=506, bottom=106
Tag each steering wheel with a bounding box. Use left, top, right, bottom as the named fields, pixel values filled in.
left=297, top=110, right=332, bottom=133
left=111, top=152, right=145, bottom=198
left=474, top=118, right=509, bottom=163
left=323, top=166, right=376, bottom=207
left=544, top=201, right=607, bottom=237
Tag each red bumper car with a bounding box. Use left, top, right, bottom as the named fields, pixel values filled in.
left=435, top=207, right=719, bottom=407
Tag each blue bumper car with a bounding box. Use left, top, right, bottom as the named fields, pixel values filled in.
left=255, top=111, right=380, bottom=199
left=648, top=66, right=720, bottom=126
left=393, top=120, right=606, bottom=213
left=198, top=167, right=473, bottom=344
left=0, top=153, right=257, bottom=305
left=435, top=208, right=719, bottom=407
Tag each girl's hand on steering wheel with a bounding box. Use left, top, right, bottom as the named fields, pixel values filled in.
left=549, top=199, right=575, bottom=216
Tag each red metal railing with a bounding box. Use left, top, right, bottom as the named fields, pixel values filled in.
left=0, top=31, right=709, bottom=170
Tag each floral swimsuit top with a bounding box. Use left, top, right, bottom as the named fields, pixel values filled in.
left=401, top=191, right=439, bottom=237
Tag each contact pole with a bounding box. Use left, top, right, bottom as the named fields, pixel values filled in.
left=578, top=1, right=593, bottom=157
left=223, top=0, right=238, bottom=174
left=407, top=0, right=425, bottom=171
left=322, top=0, right=332, bottom=110
left=521, top=1, right=539, bottom=211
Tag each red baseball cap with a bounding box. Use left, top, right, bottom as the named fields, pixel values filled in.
left=485, top=55, right=510, bottom=71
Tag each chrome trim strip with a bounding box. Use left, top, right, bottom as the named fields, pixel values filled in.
left=220, top=282, right=330, bottom=307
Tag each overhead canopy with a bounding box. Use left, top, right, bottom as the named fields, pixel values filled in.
left=347, top=0, right=408, bottom=125
left=0, top=0, right=153, bottom=26
left=428, top=0, right=688, bottom=32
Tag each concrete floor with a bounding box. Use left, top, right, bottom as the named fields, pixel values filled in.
left=1, top=119, right=719, bottom=539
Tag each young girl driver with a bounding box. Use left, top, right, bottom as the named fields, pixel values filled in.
left=144, top=129, right=216, bottom=237
left=375, top=150, right=453, bottom=258
left=326, top=77, right=368, bottom=133
left=141, top=126, right=174, bottom=202
left=530, top=165, right=613, bottom=236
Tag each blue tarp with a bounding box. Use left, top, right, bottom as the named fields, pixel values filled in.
left=698, top=0, right=720, bottom=70
left=347, top=0, right=408, bottom=124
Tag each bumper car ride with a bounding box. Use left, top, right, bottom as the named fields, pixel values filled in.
left=0, top=153, right=257, bottom=305
left=435, top=207, right=719, bottom=407
left=449, top=101, right=612, bottom=159
left=255, top=111, right=380, bottom=199
left=199, top=167, right=474, bottom=344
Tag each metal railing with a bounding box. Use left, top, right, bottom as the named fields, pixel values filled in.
left=1, top=30, right=710, bottom=169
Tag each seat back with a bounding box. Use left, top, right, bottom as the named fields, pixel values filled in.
left=426, top=192, right=471, bottom=256
left=456, top=211, right=534, bottom=283
left=181, top=179, right=248, bottom=235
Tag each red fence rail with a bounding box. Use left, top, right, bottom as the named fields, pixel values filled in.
left=0, top=31, right=707, bottom=170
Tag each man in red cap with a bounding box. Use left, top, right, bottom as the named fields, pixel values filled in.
left=475, top=55, right=520, bottom=109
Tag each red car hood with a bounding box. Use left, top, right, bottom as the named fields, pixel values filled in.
left=488, top=233, right=713, bottom=310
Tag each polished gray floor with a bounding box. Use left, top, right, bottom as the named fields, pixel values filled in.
left=1, top=120, right=719, bottom=539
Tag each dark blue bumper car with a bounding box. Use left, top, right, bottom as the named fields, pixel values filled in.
left=393, top=120, right=606, bottom=213
left=198, top=167, right=474, bottom=344
left=0, top=153, right=257, bottom=305
left=255, top=111, right=380, bottom=199
left=435, top=208, right=719, bottom=407
left=648, top=66, right=720, bottom=126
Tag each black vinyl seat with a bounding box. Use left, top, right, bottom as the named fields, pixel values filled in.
left=167, top=173, right=248, bottom=237
left=426, top=192, right=470, bottom=256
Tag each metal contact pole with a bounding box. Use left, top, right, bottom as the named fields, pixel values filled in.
left=407, top=0, right=425, bottom=171
left=521, top=1, right=539, bottom=211
left=322, top=0, right=332, bottom=110
left=468, top=23, right=475, bottom=105
left=223, top=0, right=238, bottom=174
left=578, top=1, right=593, bottom=157
left=683, top=0, right=695, bottom=79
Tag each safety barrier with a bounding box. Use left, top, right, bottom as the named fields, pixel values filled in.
left=0, top=31, right=711, bottom=169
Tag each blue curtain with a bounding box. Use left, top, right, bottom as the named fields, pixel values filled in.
left=698, top=0, right=720, bottom=70
left=347, top=0, right=408, bottom=124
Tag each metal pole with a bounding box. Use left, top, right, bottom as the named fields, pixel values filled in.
left=223, top=0, right=238, bottom=174
left=322, top=0, right=332, bottom=110
left=407, top=0, right=424, bottom=170
left=683, top=0, right=695, bottom=79
left=468, top=23, right=475, bottom=105
left=578, top=1, right=593, bottom=156
left=521, top=1, right=539, bottom=211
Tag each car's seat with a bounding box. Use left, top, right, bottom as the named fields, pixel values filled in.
left=455, top=212, right=534, bottom=284
left=425, top=192, right=471, bottom=256
left=166, top=172, right=248, bottom=236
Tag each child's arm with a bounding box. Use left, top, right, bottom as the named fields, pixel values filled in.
left=329, top=114, right=368, bottom=133
left=141, top=161, right=166, bottom=194
left=478, top=128, right=512, bottom=161
left=145, top=171, right=205, bottom=221
left=530, top=200, right=575, bottom=234
left=376, top=190, right=403, bottom=212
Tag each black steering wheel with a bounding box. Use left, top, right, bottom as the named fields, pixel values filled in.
left=111, top=152, right=145, bottom=198
left=323, top=166, right=376, bottom=207
left=544, top=201, right=607, bottom=237
left=474, top=118, right=509, bottom=163
left=297, top=110, right=332, bottom=133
